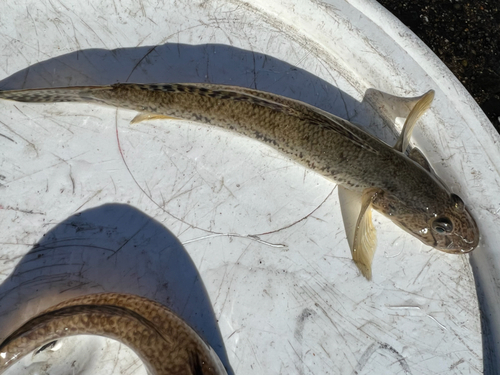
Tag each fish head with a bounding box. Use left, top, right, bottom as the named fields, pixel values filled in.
left=426, top=193, right=479, bottom=253
left=372, top=191, right=479, bottom=253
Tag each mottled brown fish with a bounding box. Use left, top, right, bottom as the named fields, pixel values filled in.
left=0, top=293, right=227, bottom=374
left=0, top=83, right=480, bottom=278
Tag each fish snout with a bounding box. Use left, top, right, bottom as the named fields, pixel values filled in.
left=442, top=233, right=478, bottom=254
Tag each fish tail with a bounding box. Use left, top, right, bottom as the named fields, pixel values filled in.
left=0, top=85, right=113, bottom=104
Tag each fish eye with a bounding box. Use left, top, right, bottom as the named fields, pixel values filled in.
left=432, top=217, right=453, bottom=234
left=451, top=194, right=465, bottom=211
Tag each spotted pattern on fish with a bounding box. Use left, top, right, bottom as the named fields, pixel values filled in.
left=0, top=83, right=378, bottom=156
left=0, top=293, right=227, bottom=375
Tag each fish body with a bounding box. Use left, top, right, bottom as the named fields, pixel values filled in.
left=0, top=293, right=227, bottom=375
left=0, top=83, right=480, bottom=277
left=0, top=84, right=422, bottom=191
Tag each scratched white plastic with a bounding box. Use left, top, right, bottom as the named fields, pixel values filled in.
left=0, top=0, right=498, bottom=374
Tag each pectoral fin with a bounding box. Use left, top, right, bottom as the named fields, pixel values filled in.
left=131, top=113, right=179, bottom=124
left=394, top=90, right=435, bottom=153
left=339, top=186, right=362, bottom=251
left=339, top=187, right=379, bottom=279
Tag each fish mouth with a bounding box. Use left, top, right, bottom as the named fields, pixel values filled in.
left=432, top=232, right=479, bottom=254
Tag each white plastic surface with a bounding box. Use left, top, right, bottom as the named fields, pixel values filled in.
left=0, top=0, right=498, bottom=374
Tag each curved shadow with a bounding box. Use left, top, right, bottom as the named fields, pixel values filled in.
left=0, top=43, right=399, bottom=144
left=0, top=203, right=234, bottom=375
left=471, top=255, right=497, bottom=375
left=0, top=43, right=352, bottom=114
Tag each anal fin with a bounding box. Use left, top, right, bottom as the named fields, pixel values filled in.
left=131, top=113, right=179, bottom=124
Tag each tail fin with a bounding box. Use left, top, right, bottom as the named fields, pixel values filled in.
left=0, top=85, right=113, bottom=104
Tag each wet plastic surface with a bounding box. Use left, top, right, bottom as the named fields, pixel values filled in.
left=1, top=0, right=498, bottom=373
